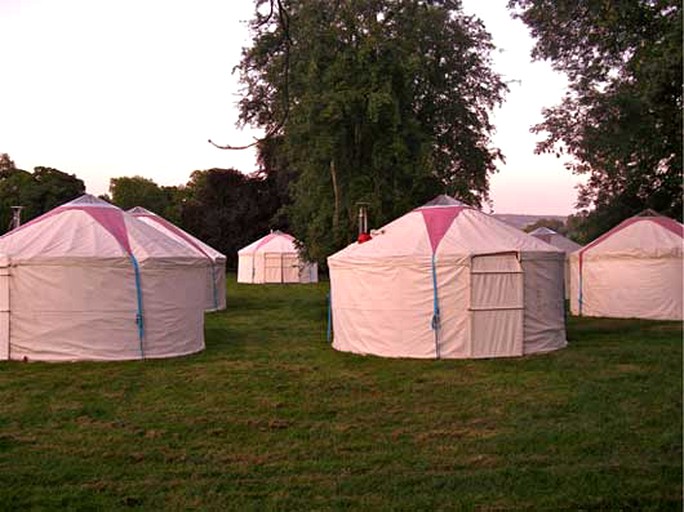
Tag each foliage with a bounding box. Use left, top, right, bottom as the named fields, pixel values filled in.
left=110, top=176, right=166, bottom=214
left=0, top=278, right=680, bottom=509
left=31, top=167, right=87, bottom=213
left=238, top=0, right=507, bottom=262
left=564, top=212, right=592, bottom=244
left=109, top=176, right=189, bottom=224
left=0, top=162, right=85, bottom=233
left=0, top=153, right=15, bottom=172
left=254, top=136, right=296, bottom=229
left=509, top=0, right=683, bottom=240
left=181, top=168, right=285, bottom=268
left=155, top=185, right=189, bottom=226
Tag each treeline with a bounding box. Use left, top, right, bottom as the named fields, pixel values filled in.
left=0, top=153, right=290, bottom=270
left=0, top=154, right=86, bottom=232
left=106, top=167, right=290, bottom=269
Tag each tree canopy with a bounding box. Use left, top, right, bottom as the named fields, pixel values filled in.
left=237, top=0, right=507, bottom=261
left=109, top=176, right=168, bottom=214
left=509, top=0, right=682, bottom=240
left=180, top=168, right=286, bottom=268
left=0, top=161, right=85, bottom=232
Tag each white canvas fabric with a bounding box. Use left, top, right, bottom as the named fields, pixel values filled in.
left=569, top=214, right=683, bottom=320
left=237, top=231, right=318, bottom=284
left=328, top=198, right=567, bottom=359
left=128, top=206, right=226, bottom=311
left=530, top=227, right=582, bottom=299
left=0, top=195, right=208, bottom=362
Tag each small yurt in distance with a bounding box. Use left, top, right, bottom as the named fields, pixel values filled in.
left=530, top=226, right=581, bottom=299
left=569, top=211, right=683, bottom=320
left=328, top=195, right=567, bottom=359
left=128, top=206, right=226, bottom=311
left=238, top=231, right=318, bottom=284
left=0, top=195, right=209, bottom=362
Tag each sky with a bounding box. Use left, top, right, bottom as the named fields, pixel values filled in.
left=0, top=0, right=582, bottom=215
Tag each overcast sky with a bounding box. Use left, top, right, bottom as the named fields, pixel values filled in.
left=0, top=0, right=581, bottom=215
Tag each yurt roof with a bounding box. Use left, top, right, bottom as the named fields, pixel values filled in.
left=530, top=227, right=582, bottom=254
left=0, top=195, right=204, bottom=263
left=238, top=231, right=299, bottom=255
left=128, top=206, right=225, bottom=262
left=578, top=212, right=683, bottom=258
left=529, top=226, right=556, bottom=236
left=421, top=194, right=471, bottom=207
left=329, top=196, right=561, bottom=264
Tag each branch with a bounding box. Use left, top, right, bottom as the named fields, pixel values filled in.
left=209, top=0, right=292, bottom=151
left=208, top=114, right=288, bottom=150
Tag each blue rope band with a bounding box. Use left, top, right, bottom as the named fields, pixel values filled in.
left=129, top=254, right=145, bottom=358
left=431, top=253, right=441, bottom=359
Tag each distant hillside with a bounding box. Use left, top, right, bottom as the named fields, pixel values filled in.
left=492, top=214, right=568, bottom=231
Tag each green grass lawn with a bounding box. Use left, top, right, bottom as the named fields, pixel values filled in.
left=0, top=276, right=681, bottom=511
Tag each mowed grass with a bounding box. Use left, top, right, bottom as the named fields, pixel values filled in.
left=0, top=276, right=681, bottom=511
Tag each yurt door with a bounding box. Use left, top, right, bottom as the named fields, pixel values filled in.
left=264, top=254, right=283, bottom=283
left=282, top=255, right=299, bottom=283
left=469, top=252, right=524, bottom=357
left=0, top=256, right=9, bottom=359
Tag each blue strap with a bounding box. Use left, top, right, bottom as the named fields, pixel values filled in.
left=129, top=254, right=145, bottom=358
left=430, top=253, right=441, bottom=359
left=327, top=292, right=332, bottom=343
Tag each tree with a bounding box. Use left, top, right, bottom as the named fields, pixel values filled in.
left=253, top=135, right=296, bottom=229
left=181, top=168, right=284, bottom=269
left=109, top=176, right=170, bottom=214
left=31, top=166, right=86, bottom=213
left=0, top=168, right=36, bottom=231
left=509, top=0, right=682, bottom=240
left=0, top=165, right=84, bottom=232
left=160, top=185, right=190, bottom=225
left=236, top=0, right=507, bottom=262
left=564, top=212, right=591, bottom=245
left=0, top=153, right=15, bottom=172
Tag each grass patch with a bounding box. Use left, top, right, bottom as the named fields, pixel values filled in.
left=0, top=276, right=680, bottom=510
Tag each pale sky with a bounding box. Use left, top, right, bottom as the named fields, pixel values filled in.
left=0, top=0, right=581, bottom=215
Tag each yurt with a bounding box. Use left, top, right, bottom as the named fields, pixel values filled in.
left=569, top=211, right=683, bottom=321
left=530, top=226, right=581, bottom=299
left=0, top=195, right=209, bottom=362
left=128, top=206, right=226, bottom=311
left=328, top=196, right=568, bottom=359
left=237, top=231, right=318, bottom=284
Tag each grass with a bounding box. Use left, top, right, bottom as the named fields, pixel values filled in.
left=0, top=275, right=681, bottom=510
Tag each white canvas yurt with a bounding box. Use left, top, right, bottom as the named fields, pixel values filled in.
left=237, top=231, right=318, bottom=284
left=569, top=212, right=683, bottom=321
left=530, top=226, right=582, bottom=299
left=0, top=195, right=209, bottom=362
left=328, top=196, right=568, bottom=359
left=128, top=206, right=226, bottom=311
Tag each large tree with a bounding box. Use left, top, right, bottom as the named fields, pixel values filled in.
left=181, top=168, right=285, bottom=268
left=109, top=176, right=188, bottom=224
left=0, top=153, right=15, bottom=172
left=0, top=164, right=84, bottom=232
left=234, top=0, right=507, bottom=261
left=509, top=0, right=682, bottom=240
left=109, top=176, right=169, bottom=213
